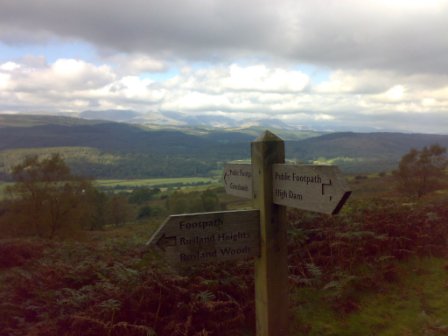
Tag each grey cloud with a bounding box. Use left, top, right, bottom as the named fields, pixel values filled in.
left=0, top=0, right=281, bottom=59
left=2, top=0, right=448, bottom=74
left=287, top=1, right=448, bottom=74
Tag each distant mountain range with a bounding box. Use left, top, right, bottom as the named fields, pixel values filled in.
left=78, top=109, right=426, bottom=133
left=79, top=109, right=321, bottom=131
left=80, top=110, right=144, bottom=123
left=1, top=114, right=448, bottom=179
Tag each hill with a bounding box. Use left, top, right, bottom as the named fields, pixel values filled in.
left=0, top=115, right=252, bottom=179
left=0, top=114, right=102, bottom=127
left=1, top=114, right=448, bottom=178
left=287, top=132, right=448, bottom=172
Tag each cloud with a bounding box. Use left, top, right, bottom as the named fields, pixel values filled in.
left=1, top=55, right=448, bottom=133
left=166, top=64, right=309, bottom=93
left=287, top=0, right=448, bottom=73
left=0, top=0, right=282, bottom=60
left=0, top=59, right=311, bottom=115
left=1, top=0, right=448, bottom=75
left=106, top=54, right=168, bottom=75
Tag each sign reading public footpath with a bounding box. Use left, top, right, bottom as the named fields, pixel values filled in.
left=223, top=163, right=252, bottom=199
left=147, top=210, right=260, bottom=265
left=272, top=164, right=351, bottom=215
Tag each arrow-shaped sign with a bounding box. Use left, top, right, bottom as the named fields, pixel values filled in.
left=272, top=164, right=351, bottom=215
left=147, top=210, right=260, bottom=265
left=156, top=233, right=177, bottom=251
left=223, top=163, right=253, bottom=199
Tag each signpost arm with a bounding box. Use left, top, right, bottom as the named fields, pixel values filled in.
left=251, top=131, right=289, bottom=336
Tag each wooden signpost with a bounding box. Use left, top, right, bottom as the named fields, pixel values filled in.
left=146, top=130, right=351, bottom=336
left=251, top=131, right=289, bottom=336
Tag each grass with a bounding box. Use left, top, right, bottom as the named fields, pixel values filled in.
left=95, top=177, right=217, bottom=189
left=292, top=257, right=448, bottom=335
left=0, top=182, right=11, bottom=200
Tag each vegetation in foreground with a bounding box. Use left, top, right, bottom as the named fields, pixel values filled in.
left=0, top=145, right=447, bottom=335
left=1, top=196, right=448, bottom=335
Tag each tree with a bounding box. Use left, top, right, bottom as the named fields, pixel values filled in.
left=82, top=188, right=107, bottom=230
left=166, top=189, right=223, bottom=214
left=128, top=187, right=159, bottom=204
left=6, top=154, right=94, bottom=238
left=393, top=145, right=447, bottom=198
left=108, top=194, right=130, bottom=226
left=201, top=189, right=221, bottom=211
left=137, top=205, right=152, bottom=219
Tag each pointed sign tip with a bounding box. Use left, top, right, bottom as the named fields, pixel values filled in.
left=253, top=130, right=283, bottom=142
left=331, top=191, right=352, bottom=215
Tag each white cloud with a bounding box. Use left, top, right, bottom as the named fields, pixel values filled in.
left=314, top=114, right=335, bottom=121
left=222, top=64, right=309, bottom=92
left=1, top=56, right=448, bottom=132
left=165, top=64, right=309, bottom=94
left=0, top=62, right=21, bottom=71
left=384, top=85, right=406, bottom=101
left=50, top=59, right=115, bottom=89
left=107, top=54, right=167, bottom=75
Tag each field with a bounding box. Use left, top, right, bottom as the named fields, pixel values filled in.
left=95, top=177, right=218, bottom=190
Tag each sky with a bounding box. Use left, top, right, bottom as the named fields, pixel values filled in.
left=1, top=0, right=448, bottom=133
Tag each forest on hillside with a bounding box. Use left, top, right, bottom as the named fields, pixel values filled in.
left=2, top=115, right=448, bottom=180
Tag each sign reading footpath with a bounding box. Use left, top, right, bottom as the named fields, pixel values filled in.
left=147, top=210, right=260, bottom=265
left=272, top=164, right=351, bottom=215
left=223, top=163, right=253, bottom=199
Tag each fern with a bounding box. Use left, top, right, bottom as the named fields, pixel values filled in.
left=195, top=290, right=216, bottom=303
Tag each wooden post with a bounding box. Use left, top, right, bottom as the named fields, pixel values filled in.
left=251, top=131, right=289, bottom=336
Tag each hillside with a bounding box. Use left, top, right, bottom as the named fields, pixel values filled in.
left=1, top=114, right=448, bottom=178
left=287, top=132, right=448, bottom=172
left=0, top=114, right=102, bottom=127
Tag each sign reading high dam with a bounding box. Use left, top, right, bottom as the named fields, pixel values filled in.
left=272, top=164, right=351, bottom=215
left=146, top=130, right=351, bottom=336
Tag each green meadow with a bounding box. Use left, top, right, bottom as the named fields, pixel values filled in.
left=95, top=176, right=218, bottom=189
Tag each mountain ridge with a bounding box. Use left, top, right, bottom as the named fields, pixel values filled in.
left=1, top=114, right=448, bottom=178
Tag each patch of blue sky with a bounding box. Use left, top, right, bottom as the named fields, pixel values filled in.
left=137, top=60, right=332, bottom=84
left=185, top=59, right=332, bottom=84
left=139, top=67, right=179, bottom=82
left=295, top=63, right=331, bottom=84
left=0, top=40, right=98, bottom=64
